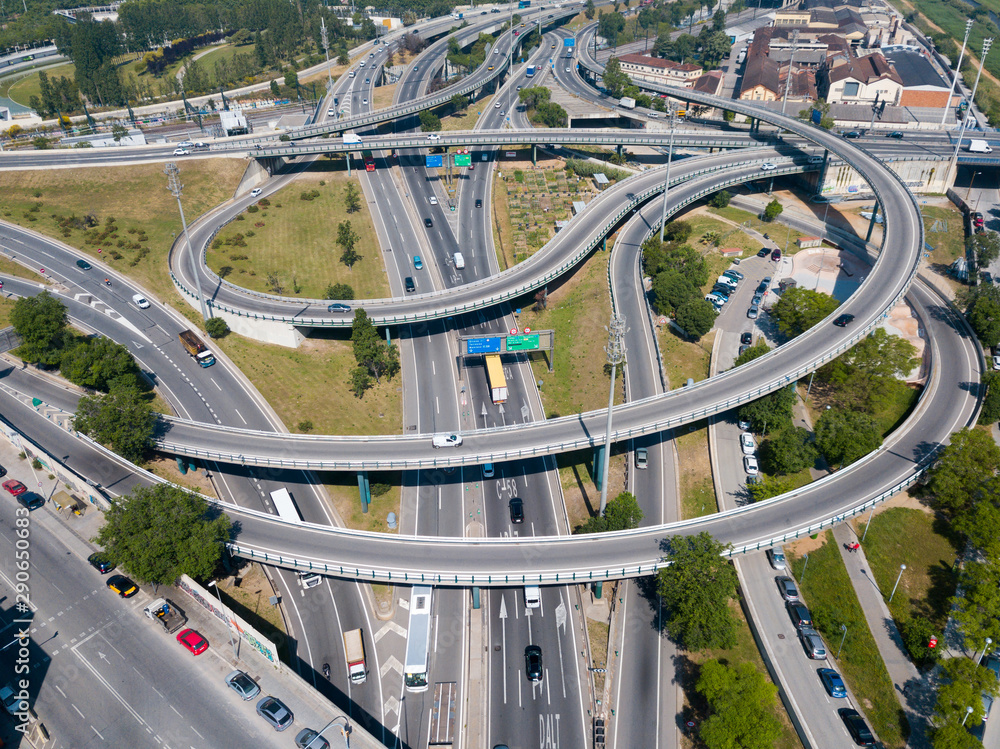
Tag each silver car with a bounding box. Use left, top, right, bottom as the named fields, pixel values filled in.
left=798, top=627, right=827, bottom=659
left=225, top=670, right=260, bottom=701
left=766, top=548, right=786, bottom=570
left=256, top=696, right=294, bottom=731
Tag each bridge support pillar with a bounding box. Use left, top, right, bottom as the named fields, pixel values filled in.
left=865, top=202, right=880, bottom=243
left=603, top=236, right=607, bottom=252
left=357, top=471, right=370, bottom=513
left=532, top=144, right=537, bottom=165
left=616, top=144, right=623, bottom=159
left=592, top=446, right=605, bottom=490
left=347, top=152, right=352, bottom=177
left=593, top=582, right=603, bottom=599
left=471, top=587, right=481, bottom=609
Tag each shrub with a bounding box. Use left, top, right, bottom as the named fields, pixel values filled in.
left=247, top=205, right=259, bottom=213
left=205, top=317, right=230, bottom=338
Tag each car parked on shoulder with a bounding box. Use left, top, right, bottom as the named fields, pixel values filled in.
left=776, top=576, right=798, bottom=601
left=225, top=670, right=261, bottom=701
left=0, top=684, right=23, bottom=715
left=798, top=626, right=827, bottom=659
left=177, top=628, right=209, bottom=655
left=740, top=331, right=753, bottom=345
left=88, top=552, right=114, bottom=574
left=256, top=695, right=294, bottom=731
left=723, top=270, right=744, bottom=281
left=786, top=601, right=813, bottom=628
left=107, top=575, right=138, bottom=598
left=838, top=708, right=874, bottom=745
left=766, top=548, right=786, bottom=570
left=756, top=280, right=768, bottom=295
left=819, top=668, right=847, bottom=698
left=747, top=305, right=759, bottom=319
left=17, top=494, right=43, bottom=511
left=295, top=728, right=330, bottom=749
left=2, top=480, right=26, bottom=497
left=740, top=432, right=755, bottom=455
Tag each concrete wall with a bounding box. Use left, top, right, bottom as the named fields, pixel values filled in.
left=817, top=157, right=948, bottom=196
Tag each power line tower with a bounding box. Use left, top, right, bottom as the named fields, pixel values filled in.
left=599, top=313, right=627, bottom=516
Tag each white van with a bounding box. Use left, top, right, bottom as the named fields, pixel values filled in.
left=524, top=585, right=541, bottom=609
left=453, top=252, right=465, bottom=269
left=717, top=274, right=739, bottom=289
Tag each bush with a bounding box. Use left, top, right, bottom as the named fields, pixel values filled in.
left=297, top=420, right=314, bottom=432
left=900, top=617, right=942, bottom=669
left=247, top=205, right=259, bottom=213
left=205, top=317, right=230, bottom=338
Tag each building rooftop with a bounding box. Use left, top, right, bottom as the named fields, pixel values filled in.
left=880, top=45, right=948, bottom=89
left=618, top=53, right=702, bottom=72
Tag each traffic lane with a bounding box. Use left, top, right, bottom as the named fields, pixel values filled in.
left=0, top=498, right=287, bottom=748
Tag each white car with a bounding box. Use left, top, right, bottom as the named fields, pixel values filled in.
left=740, top=432, right=756, bottom=455
left=744, top=455, right=759, bottom=475
left=327, top=108, right=335, bottom=116
left=432, top=433, right=463, bottom=448
left=994, top=354, right=1000, bottom=371
left=429, top=196, right=438, bottom=205
left=495, top=101, right=501, bottom=108
left=362, top=98, right=368, bottom=105
left=132, top=293, right=150, bottom=309
left=494, top=48, right=501, bottom=54
left=298, top=571, right=322, bottom=589
left=172, top=148, right=190, bottom=155
left=427, top=133, right=440, bottom=140
left=250, top=188, right=263, bottom=198
left=177, top=141, right=194, bottom=148
left=760, top=163, right=777, bottom=171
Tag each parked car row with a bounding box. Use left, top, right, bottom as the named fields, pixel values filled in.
left=771, top=557, right=875, bottom=745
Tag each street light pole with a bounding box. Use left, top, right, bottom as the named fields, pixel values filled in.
left=658, top=104, right=676, bottom=242
left=963, top=706, right=974, bottom=726
left=800, top=553, right=810, bottom=585
left=598, top=314, right=627, bottom=516
left=948, top=38, right=993, bottom=176
left=978, top=637, right=994, bottom=666
left=208, top=580, right=238, bottom=659
left=889, top=563, right=906, bottom=603
left=967, top=170, right=981, bottom=200
left=314, top=715, right=352, bottom=747
left=941, top=19, right=974, bottom=128
left=165, top=163, right=210, bottom=322
left=837, top=623, right=847, bottom=658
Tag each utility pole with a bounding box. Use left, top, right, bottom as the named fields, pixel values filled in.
left=948, top=37, right=993, bottom=177
left=658, top=104, right=677, bottom=241
left=165, top=163, right=210, bottom=322
left=780, top=29, right=799, bottom=116
left=599, top=314, right=627, bottom=516
left=941, top=19, right=974, bottom=128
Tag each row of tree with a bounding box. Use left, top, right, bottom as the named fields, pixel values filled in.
left=644, top=219, right=717, bottom=340
left=517, top=86, right=569, bottom=128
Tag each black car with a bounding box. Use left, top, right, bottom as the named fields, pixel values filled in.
left=839, top=708, right=875, bottom=746
left=88, top=552, right=115, bottom=574
left=756, top=281, right=768, bottom=295
left=17, top=494, right=43, bottom=511
left=76, top=259, right=92, bottom=270
left=423, top=218, right=433, bottom=228
left=404, top=277, right=415, bottom=293
left=886, top=131, right=904, bottom=139
left=757, top=247, right=769, bottom=257
left=740, top=332, right=752, bottom=345
left=786, top=601, right=813, bottom=628
left=475, top=199, right=483, bottom=208
left=833, top=314, right=855, bottom=327
left=509, top=497, right=524, bottom=524
left=711, top=284, right=732, bottom=297
left=0, top=464, right=6, bottom=478
left=524, top=645, right=543, bottom=681
left=843, top=130, right=862, bottom=138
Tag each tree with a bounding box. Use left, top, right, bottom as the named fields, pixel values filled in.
left=966, top=285, right=1000, bottom=348
left=968, top=231, right=1000, bottom=272
left=73, top=381, right=155, bottom=463
left=270, top=79, right=281, bottom=97
left=598, top=14, right=626, bottom=46
left=60, top=336, right=144, bottom=392
left=111, top=121, right=128, bottom=144
left=351, top=309, right=399, bottom=385
left=93, top=484, right=231, bottom=586
left=658, top=532, right=739, bottom=650
left=747, top=473, right=795, bottom=502
left=205, top=317, right=230, bottom=338
left=283, top=69, right=298, bottom=89
left=899, top=617, right=943, bottom=668
left=953, top=556, right=1000, bottom=653
left=343, top=182, right=362, bottom=214
left=337, top=220, right=361, bottom=268
left=532, top=101, right=568, bottom=128
left=585, top=0, right=596, bottom=19
left=450, top=93, right=469, bottom=112
left=733, top=341, right=770, bottom=368
left=762, top=199, right=783, bottom=222
left=576, top=491, right=644, bottom=533
left=926, top=428, right=1000, bottom=519
left=759, top=426, right=816, bottom=475
left=696, top=660, right=782, bottom=749
left=418, top=110, right=442, bottom=132
left=979, top=371, right=1000, bottom=424
left=738, top=384, right=796, bottom=434
left=709, top=190, right=731, bottom=209
left=602, top=56, right=631, bottom=99
left=675, top=299, right=716, bottom=339
left=930, top=721, right=987, bottom=749
left=651, top=269, right=698, bottom=316
left=932, top=656, right=998, bottom=730
left=701, top=31, right=732, bottom=67
left=820, top=328, right=918, bottom=409
left=10, top=291, right=69, bottom=366
left=814, top=409, right=882, bottom=467
left=770, top=287, right=841, bottom=338
left=324, top=283, right=355, bottom=300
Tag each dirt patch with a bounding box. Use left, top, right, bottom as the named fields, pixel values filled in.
left=144, top=454, right=217, bottom=497
left=784, top=533, right=828, bottom=557
left=587, top=618, right=610, bottom=695
left=219, top=562, right=286, bottom=636
left=848, top=489, right=933, bottom=537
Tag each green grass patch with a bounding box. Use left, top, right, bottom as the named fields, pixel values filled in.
left=871, top=382, right=922, bottom=436
left=318, top=469, right=401, bottom=533
left=656, top=326, right=714, bottom=388
left=708, top=204, right=813, bottom=254
left=0, top=295, right=18, bottom=329
left=518, top=249, right=619, bottom=418
left=4, top=62, right=76, bottom=107
left=684, top=599, right=801, bottom=749
left=788, top=532, right=909, bottom=748
left=213, top=331, right=401, bottom=436
left=0, top=162, right=246, bottom=305
left=208, top=169, right=389, bottom=300
left=856, top=507, right=961, bottom=628
left=677, top=423, right=717, bottom=518
left=923, top=204, right=966, bottom=267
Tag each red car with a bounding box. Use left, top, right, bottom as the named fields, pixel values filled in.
left=176, top=629, right=209, bottom=655
left=2, top=480, right=27, bottom=497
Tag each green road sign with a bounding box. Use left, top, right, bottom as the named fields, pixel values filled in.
left=506, top=334, right=540, bottom=351
left=455, top=154, right=472, bottom=167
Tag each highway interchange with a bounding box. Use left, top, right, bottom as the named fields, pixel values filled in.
left=0, top=5, right=988, bottom=748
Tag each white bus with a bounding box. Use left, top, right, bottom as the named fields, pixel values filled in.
left=404, top=586, right=433, bottom=692
left=270, top=488, right=302, bottom=524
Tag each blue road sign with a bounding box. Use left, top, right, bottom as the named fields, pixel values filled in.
left=426, top=154, right=444, bottom=168
left=467, top=337, right=502, bottom=354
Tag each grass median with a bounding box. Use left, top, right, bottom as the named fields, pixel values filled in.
left=788, top=531, right=909, bottom=748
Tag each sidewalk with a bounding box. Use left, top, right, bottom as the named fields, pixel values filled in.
left=833, top=523, right=932, bottom=749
